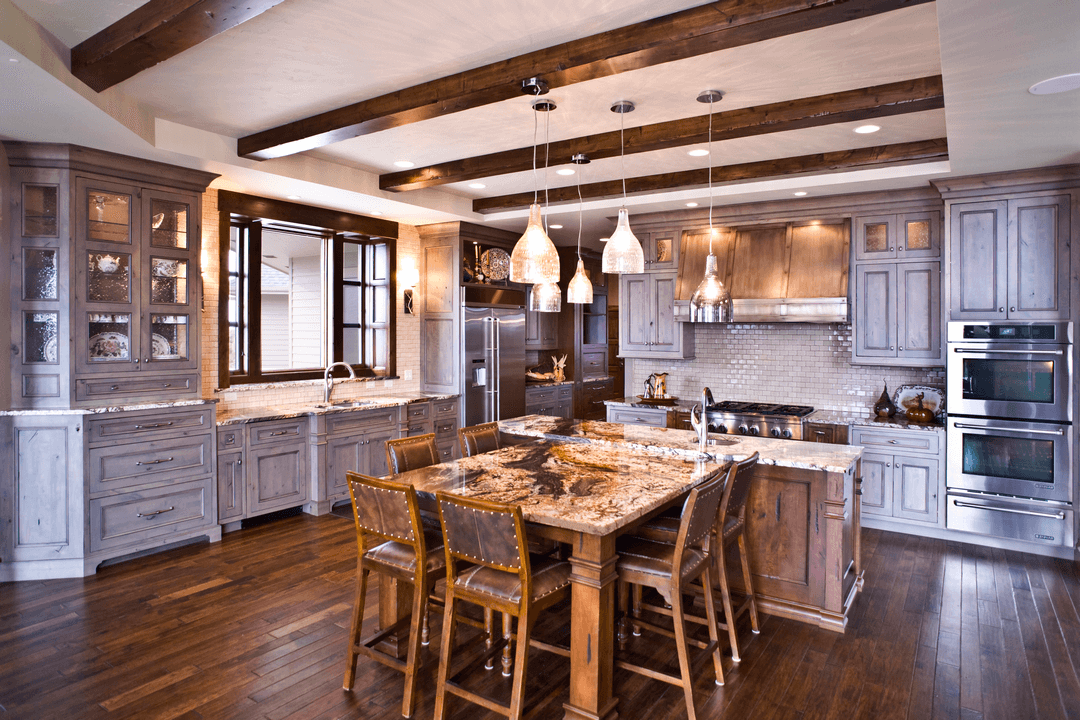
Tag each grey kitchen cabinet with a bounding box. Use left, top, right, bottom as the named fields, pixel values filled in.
left=851, top=425, right=943, bottom=531
left=947, top=195, right=1070, bottom=320
left=852, top=261, right=942, bottom=365
left=854, top=211, right=940, bottom=261
left=619, top=271, right=694, bottom=359
left=639, top=229, right=679, bottom=271
left=217, top=449, right=244, bottom=523
left=526, top=384, right=572, bottom=419
left=317, top=405, right=404, bottom=511
left=432, top=397, right=461, bottom=461
left=606, top=404, right=668, bottom=428
left=524, top=286, right=559, bottom=350
left=247, top=439, right=308, bottom=516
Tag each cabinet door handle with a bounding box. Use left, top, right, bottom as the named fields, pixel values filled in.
left=237, top=458, right=242, bottom=466
left=137, top=506, right=174, bottom=518
left=268, top=430, right=291, bottom=436
left=162, top=383, right=172, bottom=388
left=889, top=440, right=899, bottom=444
left=110, top=385, right=120, bottom=391
left=136, top=457, right=173, bottom=466
left=135, top=422, right=173, bottom=430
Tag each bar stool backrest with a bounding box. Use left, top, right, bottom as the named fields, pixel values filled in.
left=674, top=467, right=728, bottom=558
left=346, top=471, right=423, bottom=556
left=436, top=492, right=528, bottom=577
left=385, top=433, right=439, bottom=474
left=459, top=422, right=501, bottom=457
left=720, top=452, right=760, bottom=524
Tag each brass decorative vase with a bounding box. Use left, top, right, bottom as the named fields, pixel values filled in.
left=873, top=380, right=897, bottom=417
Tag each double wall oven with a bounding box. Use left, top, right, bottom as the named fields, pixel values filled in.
left=945, top=321, right=1075, bottom=549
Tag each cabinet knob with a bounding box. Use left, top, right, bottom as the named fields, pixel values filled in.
left=898, top=346, right=904, bottom=351
left=1010, top=307, right=1015, bottom=312
left=999, top=307, right=1005, bottom=312
left=886, top=463, right=891, bottom=468
left=237, top=458, right=242, bottom=466
left=890, top=247, right=894, bottom=251
left=890, top=346, right=894, bottom=351
left=134, top=358, right=140, bottom=364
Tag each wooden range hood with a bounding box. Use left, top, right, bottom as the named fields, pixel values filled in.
left=673, top=220, right=850, bottom=323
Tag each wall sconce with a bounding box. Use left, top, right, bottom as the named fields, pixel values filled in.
left=400, top=267, right=420, bottom=315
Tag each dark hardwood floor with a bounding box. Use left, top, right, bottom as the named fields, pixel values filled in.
left=2, top=511, right=1078, bottom=719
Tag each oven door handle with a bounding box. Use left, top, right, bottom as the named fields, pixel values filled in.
left=952, top=500, right=1066, bottom=521
left=951, top=348, right=1064, bottom=355
left=952, top=422, right=1066, bottom=436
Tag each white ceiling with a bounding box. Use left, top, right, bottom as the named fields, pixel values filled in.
left=3, top=0, right=1079, bottom=246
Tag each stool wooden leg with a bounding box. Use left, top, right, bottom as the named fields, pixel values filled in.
left=484, top=608, right=495, bottom=670
left=507, top=610, right=532, bottom=720
left=699, top=564, right=725, bottom=686
left=631, top=583, right=643, bottom=636
left=343, top=564, right=370, bottom=690
left=433, top=592, right=459, bottom=720
left=716, top=542, right=741, bottom=662
left=402, top=576, right=426, bottom=718
left=737, top=534, right=760, bottom=634
left=617, top=580, right=630, bottom=649
left=669, top=591, right=698, bottom=720
left=501, top=611, right=514, bottom=677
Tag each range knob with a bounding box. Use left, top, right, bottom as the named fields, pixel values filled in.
left=770, top=428, right=782, bottom=438
left=782, top=429, right=793, bottom=439
left=748, top=426, right=760, bottom=436
left=738, top=425, right=748, bottom=435
left=717, top=424, right=728, bottom=434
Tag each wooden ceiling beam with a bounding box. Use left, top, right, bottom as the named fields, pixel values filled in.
left=237, top=0, right=934, bottom=160
left=381, top=76, right=944, bottom=192
left=471, top=138, right=949, bottom=213
left=72, top=0, right=288, bottom=93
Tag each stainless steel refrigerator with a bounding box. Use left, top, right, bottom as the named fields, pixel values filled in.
left=463, top=305, right=526, bottom=426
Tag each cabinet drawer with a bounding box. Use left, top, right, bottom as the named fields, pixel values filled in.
left=404, top=402, right=430, bottom=422
left=90, top=477, right=213, bottom=552
left=437, top=441, right=457, bottom=463
left=89, top=434, right=213, bottom=493
left=76, top=374, right=199, bottom=403
left=606, top=406, right=668, bottom=427
left=526, top=387, right=557, bottom=404
left=250, top=418, right=307, bottom=445
left=432, top=398, right=459, bottom=418
left=804, top=422, right=849, bottom=445
left=558, top=385, right=573, bottom=400
left=850, top=426, right=940, bottom=455
left=326, top=407, right=400, bottom=435
left=583, top=379, right=615, bottom=398
left=527, top=404, right=560, bottom=417
left=87, top=407, right=213, bottom=444
left=581, top=351, right=607, bottom=377
left=407, top=421, right=434, bottom=437
left=218, top=426, right=243, bottom=450
left=433, top=416, right=459, bottom=440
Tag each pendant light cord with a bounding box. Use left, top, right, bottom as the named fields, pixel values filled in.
left=576, top=163, right=584, bottom=260
left=544, top=108, right=550, bottom=233
left=707, top=95, right=714, bottom=255
left=620, top=111, right=627, bottom=202
left=532, top=109, right=539, bottom=206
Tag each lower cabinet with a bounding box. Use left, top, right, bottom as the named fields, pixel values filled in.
left=526, top=384, right=572, bottom=420
left=851, top=425, right=944, bottom=531
left=605, top=404, right=668, bottom=427
left=580, top=378, right=617, bottom=420
left=247, top=439, right=309, bottom=515
left=432, top=397, right=461, bottom=462
left=803, top=421, right=849, bottom=445
left=216, top=449, right=244, bottom=523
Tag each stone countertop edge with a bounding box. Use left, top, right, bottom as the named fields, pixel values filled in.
left=808, top=409, right=945, bottom=432
left=525, top=380, right=574, bottom=388
left=499, top=417, right=862, bottom=475
left=215, top=393, right=458, bottom=426
left=0, top=399, right=216, bottom=416
left=603, top=397, right=696, bottom=412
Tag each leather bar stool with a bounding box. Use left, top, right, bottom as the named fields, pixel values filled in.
left=386, top=433, right=439, bottom=475
left=458, top=422, right=501, bottom=457
left=633, top=452, right=762, bottom=663
left=342, top=471, right=446, bottom=718
left=433, top=492, right=571, bottom=720
left=614, top=467, right=727, bottom=720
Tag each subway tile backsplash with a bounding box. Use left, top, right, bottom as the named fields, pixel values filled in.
left=628, top=323, right=944, bottom=414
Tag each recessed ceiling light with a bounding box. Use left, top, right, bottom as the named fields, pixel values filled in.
left=468, top=182, right=486, bottom=189
left=599, top=237, right=609, bottom=243
left=793, top=191, right=808, bottom=196
left=853, top=125, right=880, bottom=134
left=685, top=202, right=699, bottom=207
left=8, top=58, right=18, bottom=63
left=550, top=224, right=563, bottom=229
left=286, top=194, right=301, bottom=200
left=370, top=210, right=383, bottom=216
left=393, top=160, right=415, bottom=168
left=556, top=169, right=575, bottom=176
left=687, top=149, right=709, bottom=157
left=1029, top=73, right=1080, bottom=95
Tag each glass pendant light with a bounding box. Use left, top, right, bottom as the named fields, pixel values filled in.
left=601, top=101, right=645, bottom=274
left=689, top=89, right=733, bottom=323
left=510, top=98, right=560, bottom=284
left=530, top=280, right=562, bottom=312
left=567, top=153, right=594, bottom=305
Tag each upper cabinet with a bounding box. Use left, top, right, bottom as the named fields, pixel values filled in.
left=524, top=285, right=559, bottom=350
left=854, top=211, right=940, bottom=262
left=619, top=271, right=694, bottom=359
left=5, top=143, right=217, bottom=409
left=946, top=193, right=1071, bottom=321
left=640, top=230, right=679, bottom=272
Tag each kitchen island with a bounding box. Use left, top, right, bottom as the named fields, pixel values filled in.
left=499, top=416, right=865, bottom=634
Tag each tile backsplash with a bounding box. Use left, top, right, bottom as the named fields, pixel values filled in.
left=628, top=323, right=944, bottom=413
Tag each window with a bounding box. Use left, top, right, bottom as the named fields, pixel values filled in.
left=218, top=192, right=397, bottom=386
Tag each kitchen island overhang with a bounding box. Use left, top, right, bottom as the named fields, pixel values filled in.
left=499, top=416, right=865, bottom=633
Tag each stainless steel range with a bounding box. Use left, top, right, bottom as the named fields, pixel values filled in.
left=703, top=400, right=815, bottom=439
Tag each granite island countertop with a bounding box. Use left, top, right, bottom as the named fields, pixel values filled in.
left=216, top=393, right=458, bottom=426
left=499, top=416, right=862, bottom=474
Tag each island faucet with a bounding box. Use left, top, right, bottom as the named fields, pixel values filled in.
left=689, top=387, right=715, bottom=452
left=324, top=362, right=356, bottom=404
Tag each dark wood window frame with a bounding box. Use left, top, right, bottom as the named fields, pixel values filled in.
left=217, top=190, right=399, bottom=388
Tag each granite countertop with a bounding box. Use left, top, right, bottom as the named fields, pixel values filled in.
left=215, top=393, right=457, bottom=426
left=603, top=396, right=696, bottom=412
left=499, top=416, right=862, bottom=474
left=397, top=440, right=716, bottom=535
left=807, top=409, right=945, bottom=432
left=525, top=380, right=574, bottom=388
left=0, top=399, right=215, bottom=417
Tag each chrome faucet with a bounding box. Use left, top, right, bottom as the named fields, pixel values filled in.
left=688, top=387, right=715, bottom=452
left=324, top=362, right=356, bottom=404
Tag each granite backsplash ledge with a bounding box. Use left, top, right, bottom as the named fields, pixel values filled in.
left=627, top=322, right=944, bottom=415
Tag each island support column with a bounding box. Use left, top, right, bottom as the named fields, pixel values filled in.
left=563, top=532, right=620, bottom=720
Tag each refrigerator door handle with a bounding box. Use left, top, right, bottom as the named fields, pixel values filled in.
left=493, top=317, right=502, bottom=421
